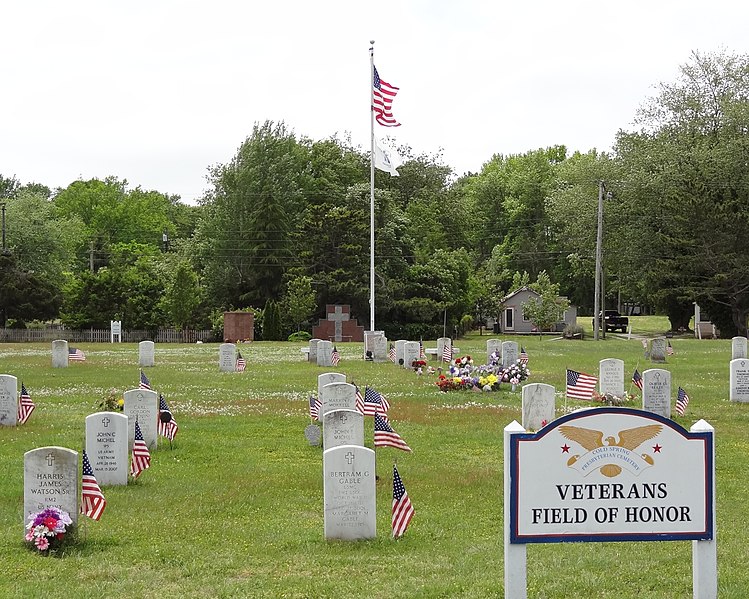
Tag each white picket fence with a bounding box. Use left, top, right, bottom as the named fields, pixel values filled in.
left=0, top=328, right=214, bottom=343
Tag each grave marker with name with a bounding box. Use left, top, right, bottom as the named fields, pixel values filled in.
left=0, top=374, right=17, bottom=427
left=650, top=338, right=667, bottom=363
left=24, top=446, right=79, bottom=525
left=323, top=445, right=376, bottom=540
left=363, top=330, right=384, bottom=360
left=487, top=339, right=502, bottom=365
left=729, top=358, right=749, bottom=403
left=308, top=339, right=321, bottom=363
left=85, top=412, right=128, bottom=485
left=320, top=382, right=358, bottom=418
left=731, top=336, right=747, bottom=360
left=139, top=340, right=155, bottom=367
left=218, top=343, right=237, bottom=372
left=403, top=341, right=421, bottom=369
left=502, top=341, right=519, bottom=368
left=51, top=339, right=69, bottom=368
left=318, top=373, right=346, bottom=399
left=521, top=383, right=556, bottom=431
left=123, top=388, right=159, bottom=450
left=372, top=334, right=388, bottom=363
left=394, top=340, right=407, bottom=366
left=642, top=368, right=672, bottom=418
left=317, top=340, right=334, bottom=367
left=436, top=337, right=451, bottom=362
left=599, top=358, right=625, bottom=397
left=323, top=409, right=364, bottom=450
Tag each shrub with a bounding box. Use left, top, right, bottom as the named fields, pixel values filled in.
left=563, top=324, right=585, bottom=339
left=288, top=331, right=311, bottom=342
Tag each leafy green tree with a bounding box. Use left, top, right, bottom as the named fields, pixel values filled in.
left=523, top=270, right=570, bottom=332
left=262, top=298, right=282, bottom=340
left=281, top=275, right=316, bottom=332
left=163, top=261, right=202, bottom=331
left=0, top=253, right=61, bottom=326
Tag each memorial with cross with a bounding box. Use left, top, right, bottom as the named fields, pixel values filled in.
left=312, top=304, right=365, bottom=342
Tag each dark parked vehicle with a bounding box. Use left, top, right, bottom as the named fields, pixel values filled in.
left=593, top=310, right=629, bottom=333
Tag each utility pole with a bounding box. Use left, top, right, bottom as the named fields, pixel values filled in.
left=593, top=181, right=605, bottom=341
left=1, top=201, right=6, bottom=251
left=89, top=241, right=95, bottom=273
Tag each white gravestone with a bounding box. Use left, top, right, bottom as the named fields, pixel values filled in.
left=372, top=335, right=388, bottom=363
left=394, top=340, right=407, bottom=366
left=363, top=330, right=384, bottom=360
left=0, top=373, right=18, bottom=427
left=731, top=337, right=748, bottom=360
left=320, top=382, right=357, bottom=418
left=218, top=343, right=237, bottom=372
left=729, top=358, right=749, bottom=403
left=318, top=373, right=346, bottom=400
left=487, top=339, right=502, bottom=365
left=650, top=338, right=667, bottom=363
left=323, top=445, right=376, bottom=540
left=24, top=447, right=79, bottom=525
left=642, top=368, right=671, bottom=418
left=403, top=341, right=421, bottom=369
left=139, top=340, right=155, bottom=367
left=85, top=412, right=128, bottom=486
left=521, top=383, right=556, bottom=431
left=308, top=339, right=321, bottom=363
left=323, top=409, right=364, bottom=450
left=598, top=358, right=625, bottom=397
left=436, top=337, right=452, bottom=361
left=502, top=341, right=519, bottom=369
left=123, top=388, right=159, bottom=451
left=317, top=340, right=334, bottom=367
left=51, top=339, right=69, bottom=368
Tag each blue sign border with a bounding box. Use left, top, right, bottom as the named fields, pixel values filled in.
left=509, top=407, right=714, bottom=544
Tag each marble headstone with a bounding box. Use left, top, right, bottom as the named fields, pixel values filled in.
left=372, top=334, right=388, bottom=363
left=599, top=358, right=625, bottom=397
left=317, top=340, right=334, bottom=367
left=403, top=341, right=421, bottom=369
left=24, top=447, right=79, bottom=525
left=318, top=373, right=346, bottom=399
left=139, top=340, right=155, bottom=367
left=487, top=339, right=502, bottom=365
left=218, top=343, right=237, bottom=372
left=436, top=337, right=451, bottom=362
left=123, top=388, right=159, bottom=450
left=51, top=339, right=69, bottom=368
left=501, top=341, right=519, bottom=368
left=363, top=330, right=384, bottom=360
left=642, top=368, right=671, bottom=418
left=323, top=445, right=376, bottom=540
left=323, top=409, right=364, bottom=450
left=320, top=382, right=358, bottom=418
left=394, top=340, right=407, bottom=366
left=731, top=337, right=748, bottom=360
left=650, top=338, right=667, bottom=363
left=0, top=374, right=17, bottom=427
left=729, top=358, right=749, bottom=403
left=521, top=383, right=556, bottom=431
left=85, top=412, right=128, bottom=486
left=308, top=338, right=321, bottom=363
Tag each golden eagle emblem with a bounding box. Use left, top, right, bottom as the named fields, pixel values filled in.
left=559, top=424, right=662, bottom=478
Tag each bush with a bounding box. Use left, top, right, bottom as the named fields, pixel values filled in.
left=563, top=324, right=585, bottom=339
left=288, top=331, right=311, bottom=342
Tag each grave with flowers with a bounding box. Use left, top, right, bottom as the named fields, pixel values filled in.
left=435, top=355, right=530, bottom=393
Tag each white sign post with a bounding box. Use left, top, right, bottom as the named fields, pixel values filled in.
left=110, top=320, right=122, bottom=343
left=504, top=407, right=716, bottom=598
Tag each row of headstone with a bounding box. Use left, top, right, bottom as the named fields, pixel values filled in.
left=51, top=339, right=157, bottom=368
left=485, top=339, right=519, bottom=368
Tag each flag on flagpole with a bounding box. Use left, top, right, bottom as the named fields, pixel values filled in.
left=81, top=450, right=106, bottom=521
left=309, top=394, right=321, bottom=421
left=667, top=341, right=674, bottom=356
left=236, top=351, right=246, bottom=372
left=372, top=65, right=401, bottom=127
left=17, top=382, right=35, bottom=425
left=130, top=419, right=151, bottom=478
left=158, top=394, right=179, bottom=441
left=565, top=369, right=598, bottom=400
left=68, top=347, right=86, bottom=361
left=389, top=343, right=396, bottom=363
left=374, top=413, right=412, bottom=451
left=331, top=346, right=341, bottom=367
left=392, top=464, right=414, bottom=538
left=675, top=386, right=690, bottom=416
left=519, top=347, right=529, bottom=364
left=363, top=386, right=391, bottom=417
left=139, top=370, right=152, bottom=390
left=354, top=385, right=365, bottom=415
left=373, top=136, right=402, bottom=176
left=632, top=369, right=643, bottom=391
left=441, top=342, right=452, bottom=363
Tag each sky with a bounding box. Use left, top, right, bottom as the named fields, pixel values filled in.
left=3, top=1, right=749, bottom=205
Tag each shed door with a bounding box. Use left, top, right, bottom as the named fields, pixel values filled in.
left=504, top=308, right=514, bottom=331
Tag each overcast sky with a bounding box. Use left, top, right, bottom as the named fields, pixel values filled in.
left=3, top=1, right=748, bottom=204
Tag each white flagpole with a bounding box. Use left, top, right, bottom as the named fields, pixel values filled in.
left=369, top=40, right=376, bottom=332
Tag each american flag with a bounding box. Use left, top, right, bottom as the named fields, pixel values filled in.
left=632, top=369, right=643, bottom=391
left=130, top=419, right=151, bottom=479
left=139, top=370, right=152, bottom=390
left=519, top=347, right=529, bottom=364
left=566, top=369, right=598, bottom=400
left=441, top=342, right=452, bottom=363
left=392, top=464, right=414, bottom=538
left=158, top=394, right=179, bottom=441
left=419, top=339, right=426, bottom=361
left=17, top=382, right=35, bottom=425
left=675, top=386, right=690, bottom=416
left=354, top=384, right=365, bottom=415
left=68, top=347, right=86, bottom=361
left=374, top=413, right=411, bottom=452
left=81, top=450, right=106, bottom=521
left=236, top=351, right=246, bottom=372
left=667, top=341, right=674, bottom=356
left=363, top=386, right=391, bottom=417
left=309, top=394, right=321, bottom=421
left=388, top=343, right=396, bottom=363
left=331, top=346, right=340, bottom=366
left=372, top=65, right=401, bottom=127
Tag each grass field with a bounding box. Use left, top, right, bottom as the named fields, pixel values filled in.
left=1, top=319, right=747, bottom=598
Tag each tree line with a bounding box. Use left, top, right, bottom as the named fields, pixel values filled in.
left=2, top=50, right=748, bottom=338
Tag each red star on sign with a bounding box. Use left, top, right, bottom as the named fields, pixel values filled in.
left=561, top=444, right=570, bottom=453
left=652, top=444, right=662, bottom=453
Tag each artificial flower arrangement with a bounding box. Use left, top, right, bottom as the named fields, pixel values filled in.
left=502, top=360, right=531, bottom=386
left=25, top=507, right=73, bottom=553
left=591, top=390, right=635, bottom=406
left=436, top=359, right=531, bottom=393
left=99, top=388, right=124, bottom=412
left=411, top=359, right=427, bottom=371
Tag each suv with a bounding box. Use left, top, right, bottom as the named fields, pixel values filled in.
left=593, top=310, right=629, bottom=333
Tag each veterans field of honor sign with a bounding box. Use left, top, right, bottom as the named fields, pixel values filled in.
left=504, top=407, right=717, bottom=599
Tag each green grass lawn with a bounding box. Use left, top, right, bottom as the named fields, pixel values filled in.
left=1, top=332, right=747, bottom=598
